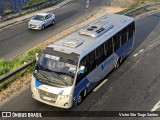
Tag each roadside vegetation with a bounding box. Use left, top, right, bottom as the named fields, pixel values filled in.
left=0, top=49, right=42, bottom=79
left=3, top=9, right=13, bottom=14
left=22, top=0, right=47, bottom=9
left=0, top=0, right=160, bottom=102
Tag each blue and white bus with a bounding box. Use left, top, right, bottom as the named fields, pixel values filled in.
left=31, top=14, right=135, bottom=108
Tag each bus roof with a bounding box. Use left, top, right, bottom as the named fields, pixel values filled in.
left=47, top=14, right=134, bottom=59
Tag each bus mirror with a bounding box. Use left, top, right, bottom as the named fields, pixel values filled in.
left=79, top=66, right=85, bottom=74
left=36, top=53, right=39, bottom=61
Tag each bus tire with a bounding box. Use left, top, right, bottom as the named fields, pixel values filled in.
left=77, top=89, right=87, bottom=105
left=119, top=56, right=123, bottom=64
left=77, top=94, right=83, bottom=105
left=84, top=89, right=87, bottom=97
left=115, top=60, right=120, bottom=69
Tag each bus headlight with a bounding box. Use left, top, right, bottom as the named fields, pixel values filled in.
left=31, top=85, right=37, bottom=92
left=59, top=95, right=70, bottom=100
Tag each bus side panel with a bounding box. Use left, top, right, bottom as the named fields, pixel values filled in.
left=73, top=53, right=119, bottom=104
left=74, top=77, right=102, bottom=104
left=73, top=36, right=134, bottom=104
left=115, top=37, right=134, bottom=60
left=73, top=77, right=98, bottom=104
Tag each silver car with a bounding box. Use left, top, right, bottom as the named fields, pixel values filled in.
left=28, top=13, right=55, bottom=30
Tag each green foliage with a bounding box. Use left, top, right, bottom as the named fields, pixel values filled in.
left=3, top=9, right=12, bottom=14
left=0, top=48, right=42, bottom=78
left=0, top=80, right=12, bottom=92
left=22, top=0, right=47, bottom=9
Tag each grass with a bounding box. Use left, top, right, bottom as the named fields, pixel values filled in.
left=0, top=66, right=33, bottom=92
left=3, top=9, right=13, bottom=14
left=0, top=48, right=42, bottom=79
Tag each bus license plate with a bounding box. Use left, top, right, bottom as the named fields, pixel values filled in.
left=43, top=95, right=52, bottom=101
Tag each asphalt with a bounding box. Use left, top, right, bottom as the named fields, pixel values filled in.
left=0, top=3, right=160, bottom=120
left=0, top=0, right=73, bottom=29
left=0, top=0, right=109, bottom=59
left=0, top=10, right=160, bottom=119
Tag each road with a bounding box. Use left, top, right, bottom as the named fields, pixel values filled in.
left=0, top=0, right=109, bottom=59
left=0, top=4, right=160, bottom=120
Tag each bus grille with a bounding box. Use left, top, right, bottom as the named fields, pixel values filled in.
left=38, top=89, right=58, bottom=103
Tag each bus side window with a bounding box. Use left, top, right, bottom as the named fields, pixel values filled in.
left=95, top=44, right=105, bottom=66
left=101, top=44, right=105, bottom=61
left=113, top=33, right=121, bottom=51
left=121, top=27, right=128, bottom=45
left=104, top=38, right=113, bottom=59
left=109, top=38, right=113, bottom=56
left=76, top=56, right=89, bottom=85
left=128, top=22, right=134, bottom=39
left=89, top=50, right=96, bottom=71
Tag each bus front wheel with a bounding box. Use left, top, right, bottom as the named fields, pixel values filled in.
left=77, top=89, right=87, bottom=105
left=115, top=59, right=121, bottom=69
left=77, top=94, right=82, bottom=105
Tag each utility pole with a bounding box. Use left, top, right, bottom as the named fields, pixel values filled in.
left=85, top=0, right=89, bottom=25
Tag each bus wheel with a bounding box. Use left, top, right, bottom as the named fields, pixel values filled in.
left=115, top=60, right=120, bottom=69
left=84, top=89, right=87, bottom=97
left=77, top=94, right=82, bottom=105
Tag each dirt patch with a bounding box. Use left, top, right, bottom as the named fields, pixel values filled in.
left=0, top=73, right=32, bottom=106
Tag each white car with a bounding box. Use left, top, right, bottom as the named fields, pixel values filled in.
left=28, top=13, right=55, bottom=30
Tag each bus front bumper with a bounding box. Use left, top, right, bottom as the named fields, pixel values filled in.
left=31, top=88, right=73, bottom=109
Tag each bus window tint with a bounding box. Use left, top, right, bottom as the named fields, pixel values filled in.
left=88, top=50, right=96, bottom=71
left=95, top=44, right=105, bottom=66
left=104, top=38, right=113, bottom=59
left=121, top=27, right=128, bottom=45
left=76, top=56, right=89, bottom=85
left=113, top=33, right=121, bottom=51
left=128, top=22, right=135, bottom=39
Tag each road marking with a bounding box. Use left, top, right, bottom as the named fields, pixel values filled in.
left=151, top=100, right=160, bottom=112
left=93, top=79, right=108, bottom=92
left=133, top=49, right=144, bottom=57
left=133, top=53, right=138, bottom=57
left=139, top=49, right=144, bottom=53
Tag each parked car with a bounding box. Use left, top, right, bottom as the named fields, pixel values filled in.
left=28, top=13, right=55, bottom=30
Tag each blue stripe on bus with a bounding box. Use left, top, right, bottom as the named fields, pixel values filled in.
left=74, top=77, right=102, bottom=103
left=74, top=77, right=89, bottom=97
left=114, top=37, right=134, bottom=60
left=100, top=37, right=134, bottom=71
left=73, top=37, right=134, bottom=104
left=36, top=79, right=43, bottom=88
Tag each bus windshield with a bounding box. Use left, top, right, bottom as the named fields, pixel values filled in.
left=34, top=53, right=78, bottom=87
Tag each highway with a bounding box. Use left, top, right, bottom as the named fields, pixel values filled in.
left=0, top=1, right=160, bottom=120
left=0, top=0, right=109, bottom=59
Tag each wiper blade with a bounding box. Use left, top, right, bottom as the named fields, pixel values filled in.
left=38, top=70, right=50, bottom=81
left=51, top=72, right=68, bottom=87
left=57, top=71, right=74, bottom=78
left=34, top=71, right=47, bottom=81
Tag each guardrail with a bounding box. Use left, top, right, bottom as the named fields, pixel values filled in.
left=0, top=61, right=35, bottom=84
left=0, top=0, right=61, bottom=22
left=124, top=2, right=160, bottom=16
left=0, top=2, right=160, bottom=84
